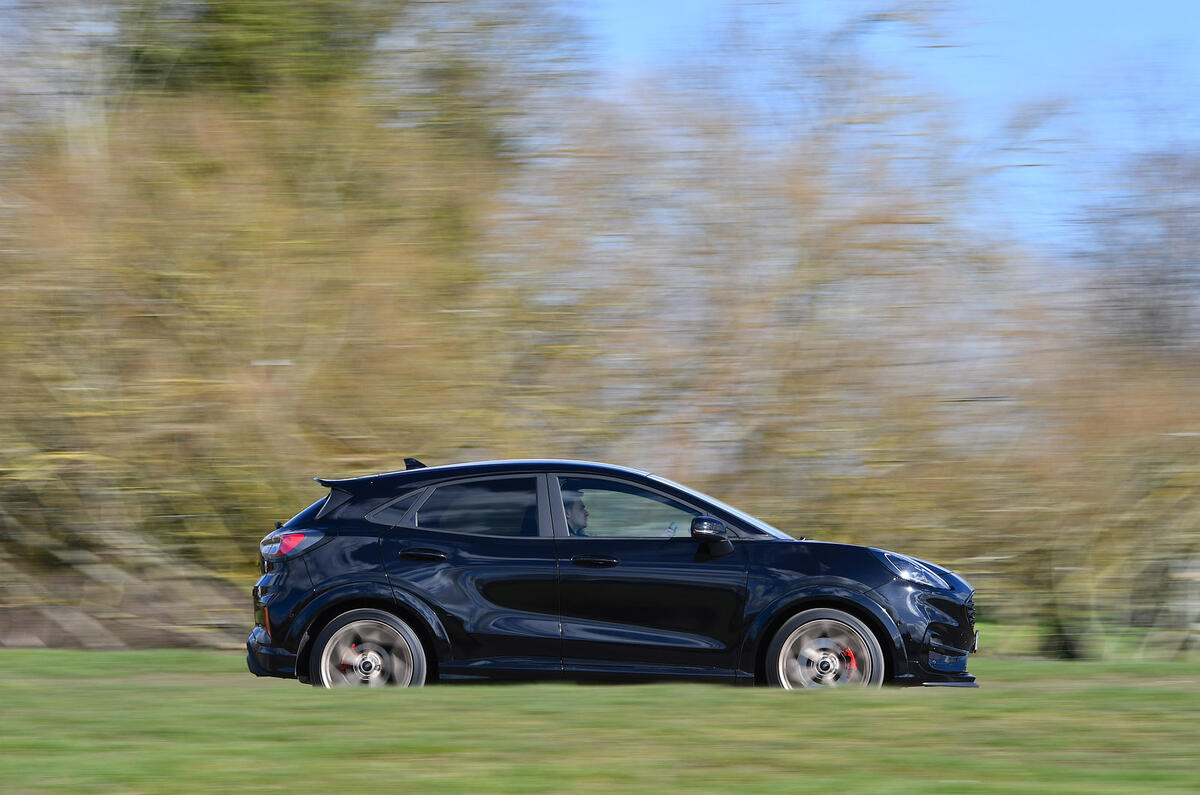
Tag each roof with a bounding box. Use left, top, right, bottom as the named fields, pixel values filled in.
left=314, top=459, right=651, bottom=491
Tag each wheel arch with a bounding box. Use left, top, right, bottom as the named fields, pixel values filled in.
left=743, top=589, right=908, bottom=684
left=293, top=583, right=450, bottom=684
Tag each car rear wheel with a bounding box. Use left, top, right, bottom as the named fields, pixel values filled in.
left=310, top=609, right=427, bottom=688
left=767, top=608, right=884, bottom=688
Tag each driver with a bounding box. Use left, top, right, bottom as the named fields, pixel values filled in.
left=562, top=489, right=589, bottom=536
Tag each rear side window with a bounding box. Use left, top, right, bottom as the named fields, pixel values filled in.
left=283, top=497, right=328, bottom=527
left=416, top=477, right=539, bottom=537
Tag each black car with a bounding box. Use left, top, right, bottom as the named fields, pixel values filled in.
left=247, top=459, right=978, bottom=688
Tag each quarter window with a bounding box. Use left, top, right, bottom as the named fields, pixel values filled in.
left=365, top=490, right=423, bottom=528
left=416, top=477, right=539, bottom=537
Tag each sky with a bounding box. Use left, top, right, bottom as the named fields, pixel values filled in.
left=582, top=0, right=1200, bottom=245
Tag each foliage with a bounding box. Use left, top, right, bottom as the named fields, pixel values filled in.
left=1082, top=151, right=1200, bottom=351
left=0, top=2, right=1195, bottom=657
left=0, top=88, right=508, bottom=643
left=119, top=0, right=402, bottom=91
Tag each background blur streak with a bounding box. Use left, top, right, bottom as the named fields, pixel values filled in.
left=0, top=0, right=1196, bottom=658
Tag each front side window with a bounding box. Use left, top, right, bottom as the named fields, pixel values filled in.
left=558, top=477, right=698, bottom=539
left=415, top=477, right=539, bottom=537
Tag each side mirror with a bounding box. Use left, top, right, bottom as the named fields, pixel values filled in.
left=690, top=516, right=726, bottom=540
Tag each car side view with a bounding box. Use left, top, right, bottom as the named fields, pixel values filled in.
left=247, top=459, right=978, bottom=688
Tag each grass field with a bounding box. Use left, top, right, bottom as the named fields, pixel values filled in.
left=1, top=648, right=1197, bottom=793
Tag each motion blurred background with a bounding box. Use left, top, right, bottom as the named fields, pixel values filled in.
left=0, top=0, right=1196, bottom=661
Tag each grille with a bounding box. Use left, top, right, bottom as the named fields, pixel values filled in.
left=965, top=597, right=976, bottom=632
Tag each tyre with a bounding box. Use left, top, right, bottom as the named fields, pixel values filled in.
left=309, top=608, right=427, bottom=688
left=766, top=608, right=885, bottom=688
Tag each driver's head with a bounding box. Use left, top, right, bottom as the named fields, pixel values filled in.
left=562, top=489, right=588, bottom=534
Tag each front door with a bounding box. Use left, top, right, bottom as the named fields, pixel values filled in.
left=552, top=475, right=749, bottom=680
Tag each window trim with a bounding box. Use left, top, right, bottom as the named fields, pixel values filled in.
left=363, top=487, right=429, bottom=529
left=548, top=473, right=741, bottom=540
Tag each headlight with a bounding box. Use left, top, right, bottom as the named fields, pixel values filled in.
left=873, top=549, right=950, bottom=590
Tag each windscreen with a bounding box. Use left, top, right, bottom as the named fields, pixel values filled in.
left=647, top=475, right=795, bottom=539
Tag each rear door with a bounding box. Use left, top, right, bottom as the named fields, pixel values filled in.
left=379, top=474, right=561, bottom=679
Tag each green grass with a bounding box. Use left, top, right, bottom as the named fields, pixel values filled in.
left=1, top=650, right=1197, bottom=793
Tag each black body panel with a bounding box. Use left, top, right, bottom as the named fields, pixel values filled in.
left=558, top=536, right=748, bottom=679
left=381, top=528, right=560, bottom=679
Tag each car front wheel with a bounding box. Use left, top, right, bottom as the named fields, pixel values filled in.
left=766, top=608, right=885, bottom=688
left=310, top=609, right=427, bottom=688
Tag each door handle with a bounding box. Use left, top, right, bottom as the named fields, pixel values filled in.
left=571, top=554, right=620, bottom=568
left=401, top=548, right=447, bottom=562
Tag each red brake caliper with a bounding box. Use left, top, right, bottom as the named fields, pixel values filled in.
left=843, top=648, right=858, bottom=671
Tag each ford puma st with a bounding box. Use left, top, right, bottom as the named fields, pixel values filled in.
left=247, top=459, right=978, bottom=688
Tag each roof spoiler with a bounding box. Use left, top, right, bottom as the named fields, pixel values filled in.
left=313, top=457, right=429, bottom=490
left=314, top=488, right=352, bottom=520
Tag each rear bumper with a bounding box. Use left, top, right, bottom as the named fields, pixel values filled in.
left=246, top=626, right=297, bottom=679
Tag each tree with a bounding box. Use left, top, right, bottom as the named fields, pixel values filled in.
left=119, top=0, right=401, bottom=91
left=1083, top=151, right=1200, bottom=352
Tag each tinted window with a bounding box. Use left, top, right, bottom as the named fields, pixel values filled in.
left=365, top=490, right=424, bottom=527
left=416, top=477, right=539, bottom=537
left=558, top=477, right=698, bottom=538
left=283, top=497, right=327, bottom=527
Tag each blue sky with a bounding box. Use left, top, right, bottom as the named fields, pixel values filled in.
left=583, top=0, right=1200, bottom=244
left=585, top=0, right=1200, bottom=125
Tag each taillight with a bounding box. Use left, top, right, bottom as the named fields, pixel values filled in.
left=260, top=529, right=323, bottom=560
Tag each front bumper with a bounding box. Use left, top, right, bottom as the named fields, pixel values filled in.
left=894, top=667, right=978, bottom=687
left=246, top=626, right=297, bottom=679
left=894, top=665, right=978, bottom=687
left=907, top=637, right=979, bottom=686
left=869, top=578, right=980, bottom=687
